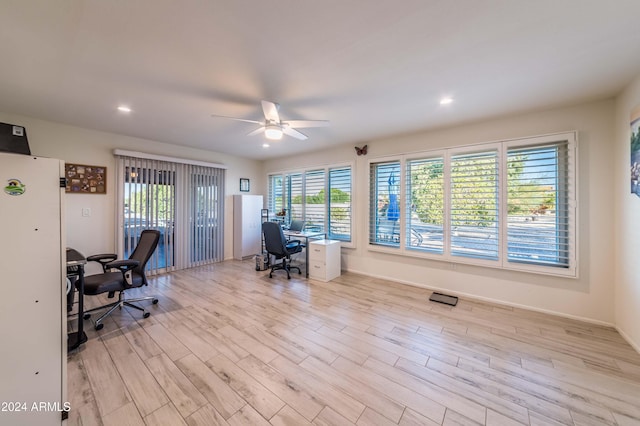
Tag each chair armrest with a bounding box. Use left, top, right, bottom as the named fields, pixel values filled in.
left=285, top=240, right=301, bottom=250
left=86, top=253, right=119, bottom=271
left=87, top=253, right=118, bottom=263
left=105, top=259, right=140, bottom=272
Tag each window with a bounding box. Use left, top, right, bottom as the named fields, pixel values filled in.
left=369, top=161, right=401, bottom=247
left=267, top=164, right=353, bottom=242
left=269, top=174, right=283, bottom=215
left=450, top=149, right=499, bottom=260
left=506, top=141, right=571, bottom=269
left=406, top=156, right=444, bottom=253
left=368, top=132, right=577, bottom=277
left=116, top=153, right=225, bottom=274
left=328, top=167, right=352, bottom=240
left=304, top=170, right=325, bottom=232
left=288, top=173, right=303, bottom=221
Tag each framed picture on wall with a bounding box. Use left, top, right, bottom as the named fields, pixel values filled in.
left=632, top=105, right=640, bottom=197
left=240, top=178, right=250, bottom=192
left=65, top=163, right=106, bottom=194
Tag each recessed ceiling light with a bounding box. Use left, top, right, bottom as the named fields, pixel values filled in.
left=262, top=143, right=270, bottom=148
left=440, top=97, right=453, bottom=105
left=117, top=105, right=132, bottom=113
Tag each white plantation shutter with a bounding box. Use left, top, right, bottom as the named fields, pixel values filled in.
left=268, top=164, right=352, bottom=240
left=304, top=170, right=325, bottom=231
left=406, top=156, right=444, bottom=253
left=506, top=137, right=575, bottom=272
left=450, top=150, right=499, bottom=261
left=288, top=173, right=303, bottom=221
left=268, top=174, right=283, bottom=215
left=367, top=132, right=577, bottom=277
left=328, top=166, right=352, bottom=241
left=369, top=161, right=401, bottom=247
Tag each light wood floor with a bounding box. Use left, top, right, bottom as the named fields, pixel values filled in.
left=67, top=260, right=640, bottom=426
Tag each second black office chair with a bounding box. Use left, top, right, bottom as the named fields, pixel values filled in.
left=82, top=229, right=160, bottom=330
left=262, top=221, right=303, bottom=279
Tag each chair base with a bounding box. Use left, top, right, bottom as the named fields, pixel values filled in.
left=83, top=291, right=158, bottom=330
left=269, top=258, right=301, bottom=279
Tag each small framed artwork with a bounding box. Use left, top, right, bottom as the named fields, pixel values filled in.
left=240, top=178, right=250, bottom=192
left=631, top=104, right=640, bottom=196
left=65, top=163, right=106, bottom=194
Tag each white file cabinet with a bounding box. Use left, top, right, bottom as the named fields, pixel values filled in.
left=308, top=239, right=341, bottom=282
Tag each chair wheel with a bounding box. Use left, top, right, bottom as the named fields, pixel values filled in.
left=95, top=323, right=104, bottom=331
left=83, top=313, right=91, bottom=320
left=152, top=298, right=159, bottom=304
left=143, top=312, right=150, bottom=318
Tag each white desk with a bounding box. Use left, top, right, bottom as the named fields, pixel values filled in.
left=283, top=229, right=325, bottom=277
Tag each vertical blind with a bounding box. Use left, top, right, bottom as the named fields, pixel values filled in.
left=116, top=154, right=225, bottom=274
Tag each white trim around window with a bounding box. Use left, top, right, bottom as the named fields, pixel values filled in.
left=368, top=131, right=578, bottom=278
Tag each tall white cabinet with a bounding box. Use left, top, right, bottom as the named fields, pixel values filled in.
left=0, top=153, right=67, bottom=425
left=233, top=194, right=263, bottom=260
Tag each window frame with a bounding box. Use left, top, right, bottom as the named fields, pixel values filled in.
left=267, top=162, right=355, bottom=247
left=367, top=132, right=578, bottom=278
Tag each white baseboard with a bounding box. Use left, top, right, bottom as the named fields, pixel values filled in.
left=616, top=326, right=640, bottom=354
left=344, top=267, right=616, bottom=328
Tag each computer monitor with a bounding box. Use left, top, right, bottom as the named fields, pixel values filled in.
left=0, top=122, right=30, bottom=155
left=289, top=219, right=305, bottom=232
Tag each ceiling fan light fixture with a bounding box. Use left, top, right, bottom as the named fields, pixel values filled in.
left=264, top=125, right=283, bottom=140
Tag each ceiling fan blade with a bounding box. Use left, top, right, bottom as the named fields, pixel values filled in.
left=261, top=100, right=280, bottom=123
left=211, top=114, right=263, bottom=125
left=247, top=127, right=265, bottom=136
left=282, top=127, right=308, bottom=140
left=285, top=120, right=330, bottom=129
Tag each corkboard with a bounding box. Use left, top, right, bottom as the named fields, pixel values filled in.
left=65, top=163, right=106, bottom=194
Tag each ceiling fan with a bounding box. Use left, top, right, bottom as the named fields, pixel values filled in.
left=211, top=100, right=329, bottom=141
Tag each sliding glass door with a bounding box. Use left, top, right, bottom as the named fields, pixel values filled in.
left=116, top=155, right=225, bottom=274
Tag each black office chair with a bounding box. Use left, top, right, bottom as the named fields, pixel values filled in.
left=262, top=221, right=303, bottom=279
left=82, top=229, right=160, bottom=330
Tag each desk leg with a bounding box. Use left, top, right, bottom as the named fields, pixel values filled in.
left=68, top=265, right=87, bottom=351
left=305, top=237, right=309, bottom=278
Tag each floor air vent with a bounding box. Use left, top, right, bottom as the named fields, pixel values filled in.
left=429, top=292, right=458, bottom=306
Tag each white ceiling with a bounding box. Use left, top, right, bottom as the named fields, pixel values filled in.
left=2, top=1, right=640, bottom=160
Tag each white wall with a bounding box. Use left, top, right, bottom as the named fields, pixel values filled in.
left=614, top=74, right=640, bottom=352
left=265, top=99, right=616, bottom=324
left=0, top=111, right=262, bottom=265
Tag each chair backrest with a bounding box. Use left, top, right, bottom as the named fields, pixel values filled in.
left=129, top=229, right=160, bottom=284
left=288, top=219, right=304, bottom=232
left=262, top=221, right=288, bottom=258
